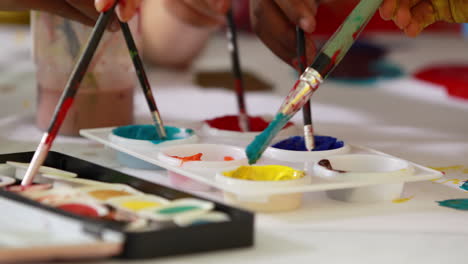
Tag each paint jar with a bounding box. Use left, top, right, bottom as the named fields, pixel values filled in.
left=201, top=115, right=299, bottom=145
left=264, top=135, right=351, bottom=167
left=313, top=154, right=414, bottom=202
left=216, top=165, right=310, bottom=212
left=109, top=125, right=199, bottom=170
left=32, top=12, right=140, bottom=136
left=158, top=144, right=248, bottom=191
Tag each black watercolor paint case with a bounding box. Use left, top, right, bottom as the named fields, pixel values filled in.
left=0, top=151, right=254, bottom=261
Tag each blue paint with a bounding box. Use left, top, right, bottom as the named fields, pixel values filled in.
left=437, top=199, right=468, bottom=211
left=112, top=125, right=194, bottom=144
left=272, top=136, right=344, bottom=151
left=246, top=113, right=291, bottom=164
left=460, top=181, right=468, bottom=191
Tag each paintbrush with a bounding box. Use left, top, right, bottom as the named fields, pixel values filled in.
left=246, top=0, right=383, bottom=164
left=21, top=4, right=118, bottom=186
left=119, top=22, right=167, bottom=139
left=226, top=9, right=250, bottom=132
left=296, top=27, right=315, bottom=151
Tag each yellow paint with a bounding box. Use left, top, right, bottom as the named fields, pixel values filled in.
left=121, top=201, right=160, bottom=211
left=89, top=190, right=131, bottom=200
left=430, top=165, right=464, bottom=171
left=440, top=179, right=462, bottom=185
left=223, top=165, right=304, bottom=181
left=392, top=196, right=414, bottom=203
left=463, top=169, right=468, bottom=174
left=22, top=100, right=30, bottom=109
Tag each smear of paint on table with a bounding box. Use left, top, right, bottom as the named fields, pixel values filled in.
left=57, top=203, right=100, bottom=218
left=272, top=135, right=344, bottom=151
left=157, top=205, right=200, bottom=215
left=392, top=196, right=414, bottom=204
left=460, top=181, right=468, bottom=191
left=223, top=165, right=304, bottom=181
left=414, top=65, right=468, bottom=100
left=224, top=156, right=234, bottom=161
left=437, top=199, right=468, bottom=211
left=88, top=190, right=131, bottom=200
left=205, top=115, right=293, bottom=132
left=169, top=153, right=203, bottom=166
left=112, top=125, right=194, bottom=144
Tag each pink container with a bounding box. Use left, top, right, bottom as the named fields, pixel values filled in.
left=32, top=12, right=140, bottom=136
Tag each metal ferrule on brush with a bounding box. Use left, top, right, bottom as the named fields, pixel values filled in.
left=281, top=68, right=323, bottom=116
left=300, top=67, right=323, bottom=88
left=151, top=111, right=167, bottom=139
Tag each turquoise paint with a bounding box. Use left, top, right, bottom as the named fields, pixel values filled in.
left=460, top=181, right=468, bottom=191
left=246, top=112, right=291, bottom=164
left=437, top=199, right=468, bottom=211
left=112, top=125, right=194, bottom=144
left=156, top=205, right=200, bottom=215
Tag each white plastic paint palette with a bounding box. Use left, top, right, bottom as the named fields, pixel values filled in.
left=80, top=127, right=443, bottom=202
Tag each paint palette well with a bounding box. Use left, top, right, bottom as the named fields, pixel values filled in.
left=80, top=127, right=443, bottom=199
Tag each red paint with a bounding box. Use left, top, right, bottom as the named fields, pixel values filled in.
left=170, top=153, right=203, bottom=166
left=205, top=115, right=293, bottom=132
left=57, top=203, right=100, bottom=218
left=234, top=79, right=243, bottom=94
left=102, top=1, right=114, bottom=12
left=352, top=31, right=359, bottom=40
left=322, top=49, right=341, bottom=76
left=7, top=184, right=52, bottom=193
left=224, top=156, right=234, bottom=161
left=414, top=65, right=468, bottom=100
left=46, top=97, right=74, bottom=145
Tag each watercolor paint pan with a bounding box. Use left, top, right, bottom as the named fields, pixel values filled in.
left=0, top=151, right=254, bottom=261
left=80, top=127, right=443, bottom=198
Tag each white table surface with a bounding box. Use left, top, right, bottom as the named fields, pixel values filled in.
left=1, top=25, right=468, bottom=264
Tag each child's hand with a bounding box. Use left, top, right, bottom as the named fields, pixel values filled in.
left=95, top=0, right=142, bottom=22
left=380, top=0, right=468, bottom=37
left=249, top=0, right=319, bottom=67
left=1, top=0, right=141, bottom=28
left=162, top=0, right=231, bottom=28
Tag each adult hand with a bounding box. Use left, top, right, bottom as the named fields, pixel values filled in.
left=380, top=0, right=468, bottom=37
left=249, top=0, right=319, bottom=68
left=162, top=0, right=232, bottom=28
